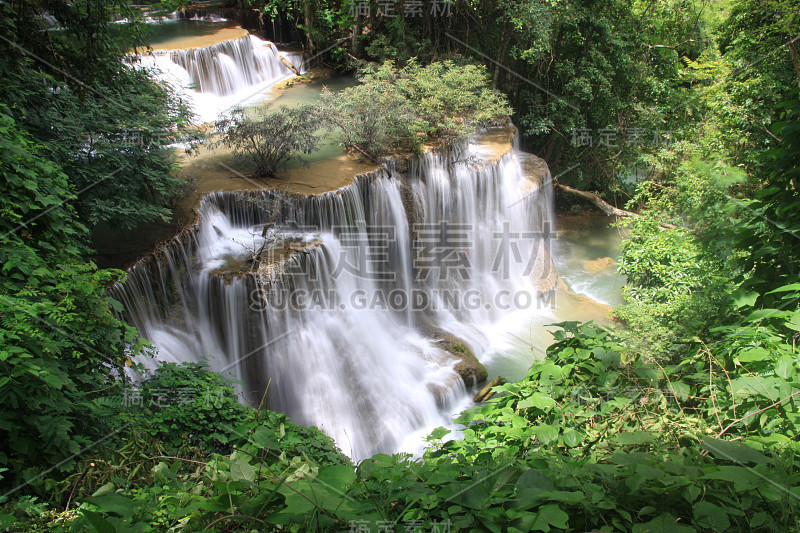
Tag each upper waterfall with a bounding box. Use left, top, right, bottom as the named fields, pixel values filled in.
left=134, top=35, right=304, bottom=123
left=112, top=133, right=556, bottom=461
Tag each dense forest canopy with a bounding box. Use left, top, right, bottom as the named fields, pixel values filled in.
left=1, top=0, right=799, bottom=531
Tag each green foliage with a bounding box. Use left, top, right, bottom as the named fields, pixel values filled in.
left=122, top=362, right=249, bottom=453
left=422, top=319, right=800, bottom=532
left=4, top=3, right=800, bottom=532
left=732, top=95, right=800, bottom=311
left=609, top=139, right=761, bottom=362
left=0, top=0, right=197, bottom=230
left=619, top=222, right=709, bottom=302
left=716, top=0, right=800, bottom=165
left=56, top=411, right=349, bottom=532
left=0, top=109, right=138, bottom=490
left=322, top=60, right=511, bottom=159
left=215, top=104, right=325, bottom=177
left=17, top=69, right=197, bottom=229
left=237, top=0, right=797, bottom=199
left=15, top=312, right=797, bottom=531
left=614, top=214, right=727, bottom=363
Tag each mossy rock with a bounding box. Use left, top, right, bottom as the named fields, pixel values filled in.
left=453, top=353, right=489, bottom=388
left=426, top=330, right=488, bottom=388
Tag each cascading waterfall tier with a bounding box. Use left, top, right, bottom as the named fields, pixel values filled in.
left=112, top=132, right=555, bottom=460
left=168, top=36, right=294, bottom=96
left=133, top=35, right=304, bottom=123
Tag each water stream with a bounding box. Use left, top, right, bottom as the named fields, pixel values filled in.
left=113, top=139, right=561, bottom=460
left=112, top=15, right=625, bottom=461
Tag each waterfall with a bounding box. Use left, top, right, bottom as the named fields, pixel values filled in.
left=134, top=35, right=304, bottom=123
left=112, top=136, right=555, bottom=461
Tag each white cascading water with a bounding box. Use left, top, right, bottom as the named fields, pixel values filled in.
left=133, top=35, right=304, bottom=123
left=112, top=139, right=555, bottom=461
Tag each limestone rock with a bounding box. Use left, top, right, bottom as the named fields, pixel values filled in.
left=583, top=256, right=616, bottom=273
left=425, top=329, right=488, bottom=388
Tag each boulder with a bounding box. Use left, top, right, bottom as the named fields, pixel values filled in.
left=425, top=330, right=488, bottom=388
left=583, top=256, right=616, bottom=273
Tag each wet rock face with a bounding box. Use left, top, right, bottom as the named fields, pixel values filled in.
left=453, top=352, right=489, bottom=388
left=517, top=152, right=549, bottom=197
left=425, top=329, right=488, bottom=388
left=517, top=151, right=558, bottom=294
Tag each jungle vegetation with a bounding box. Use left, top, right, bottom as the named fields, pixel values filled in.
left=1, top=0, right=799, bottom=531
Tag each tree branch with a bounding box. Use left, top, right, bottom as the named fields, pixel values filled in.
left=648, top=39, right=700, bottom=50
left=555, top=183, right=676, bottom=229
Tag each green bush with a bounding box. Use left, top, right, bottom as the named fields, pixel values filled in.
left=0, top=110, right=137, bottom=491
left=122, top=362, right=249, bottom=453
left=322, top=60, right=511, bottom=159
left=215, top=104, right=323, bottom=177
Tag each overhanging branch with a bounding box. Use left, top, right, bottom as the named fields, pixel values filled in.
left=555, top=183, right=676, bottom=230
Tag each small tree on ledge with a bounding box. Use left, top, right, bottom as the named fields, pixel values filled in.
left=214, top=104, right=323, bottom=177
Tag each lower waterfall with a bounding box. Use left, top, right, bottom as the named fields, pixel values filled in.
left=112, top=137, right=555, bottom=461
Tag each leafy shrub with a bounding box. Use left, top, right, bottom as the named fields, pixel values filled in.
left=123, top=362, right=249, bottom=452
left=613, top=155, right=745, bottom=362
left=215, top=104, right=323, bottom=177
left=422, top=320, right=800, bottom=532
left=0, top=110, right=137, bottom=491
left=45, top=315, right=798, bottom=532
left=322, top=60, right=511, bottom=159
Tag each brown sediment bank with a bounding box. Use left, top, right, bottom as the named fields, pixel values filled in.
left=91, top=146, right=378, bottom=270
left=92, top=125, right=524, bottom=270
left=139, top=27, right=250, bottom=52
left=554, top=278, right=614, bottom=323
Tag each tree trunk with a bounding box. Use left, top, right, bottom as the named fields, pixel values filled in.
left=303, top=0, right=315, bottom=55
left=278, top=55, right=300, bottom=75
left=555, top=183, right=677, bottom=229
left=787, top=37, right=800, bottom=88
left=350, top=14, right=361, bottom=57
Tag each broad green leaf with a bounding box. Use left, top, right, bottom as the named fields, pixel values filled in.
left=251, top=426, right=275, bottom=448
left=786, top=311, right=800, bottom=332
left=745, top=308, right=791, bottom=322
left=531, top=425, right=559, bottom=444
left=735, top=348, right=769, bottom=362
left=429, top=426, right=451, bottom=440
left=91, top=482, right=116, bottom=497
left=230, top=459, right=256, bottom=483
left=87, top=494, right=136, bottom=517
left=531, top=503, right=569, bottom=532
left=775, top=355, right=796, bottom=380
left=731, top=289, right=759, bottom=308
left=561, top=429, right=581, bottom=447
left=518, top=393, right=556, bottom=410
left=80, top=510, right=116, bottom=533
left=316, top=465, right=356, bottom=492
left=516, top=469, right=556, bottom=491
left=632, top=513, right=696, bottom=532
left=613, top=431, right=655, bottom=445
left=668, top=381, right=691, bottom=400
left=700, top=437, right=769, bottom=464
left=693, top=501, right=730, bottom=530
left=438, top=483, right=489, bottom=510
left=703, top=466, right=760, bottom=490
left=766, top=283, right=800, bottom=294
